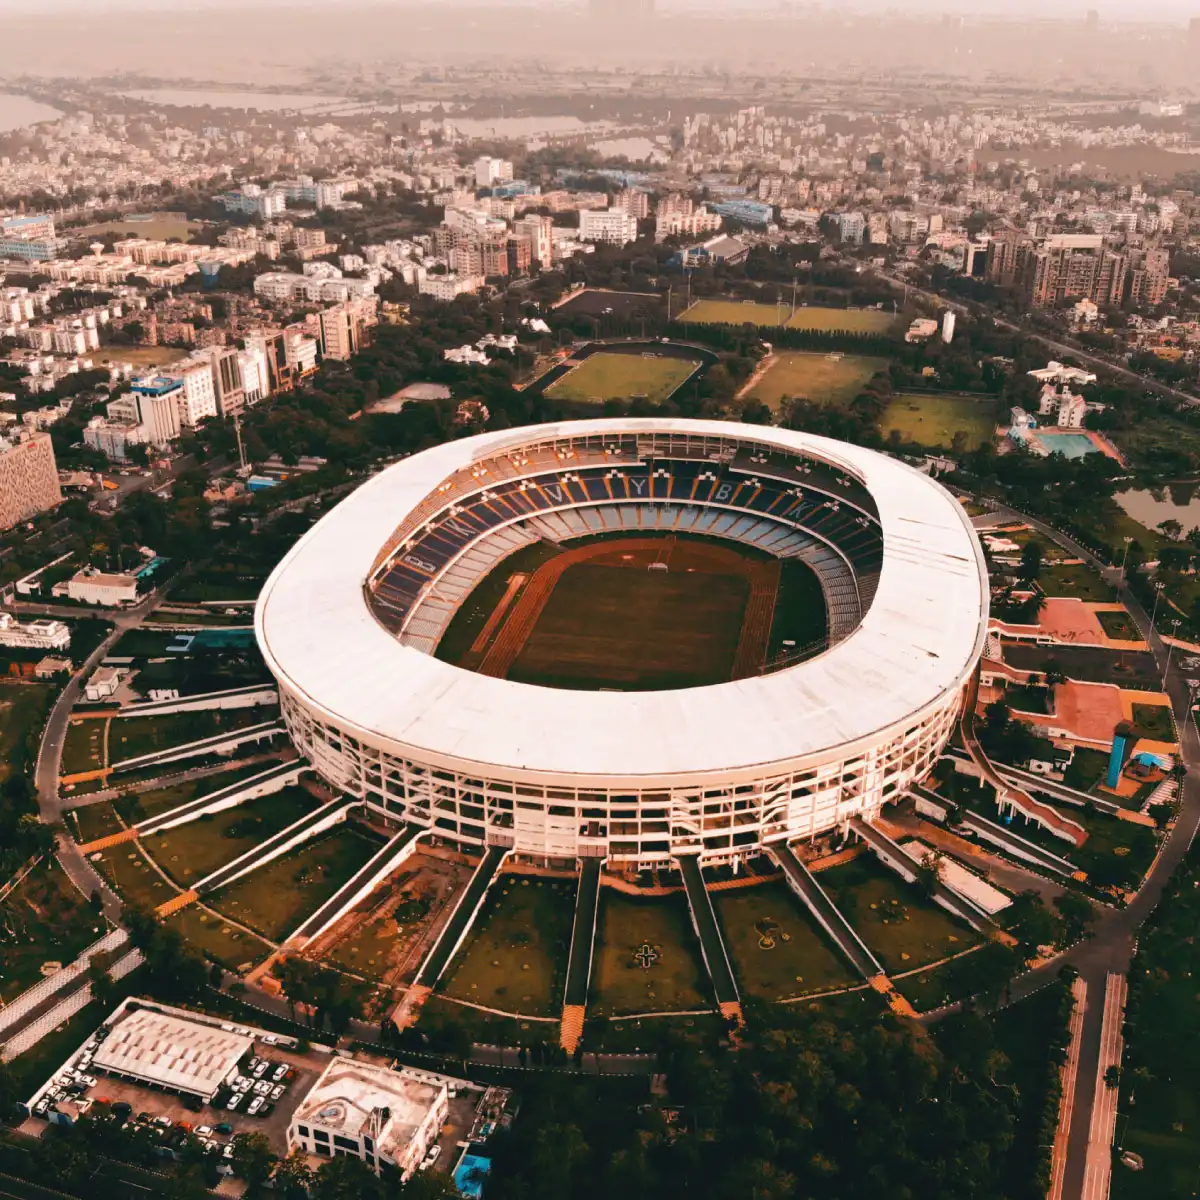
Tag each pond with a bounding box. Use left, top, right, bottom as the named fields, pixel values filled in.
left=1116, top=484, right=1200, bottom=535
left=0, top=93, right=63, bottom=133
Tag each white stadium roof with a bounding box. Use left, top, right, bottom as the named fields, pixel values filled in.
left=256, top=419, right=988, bottom=784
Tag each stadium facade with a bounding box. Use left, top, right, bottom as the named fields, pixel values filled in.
left=256, top=419, right=989, bottom=869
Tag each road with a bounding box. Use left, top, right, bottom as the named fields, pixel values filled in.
left=964, top=503, right=1200, bottom=1199
left=32, top=591, right=167, bottom=924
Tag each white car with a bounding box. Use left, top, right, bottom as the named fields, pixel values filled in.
left=271, top=1064, right=288, bottom=1082
left=223, top=1144, right=235, bottom=1160
left=195, top=1126, right=213, bottom=1138
left=269, top=1085, right=284, bottom=1102
left=226, top=1093, right=243, bottom=1112
left=422, top=1146, right=441, bottom=1169
left=247, top=1096, right=265, bottom=1116
left=252, top=1062, right=269, bottom=1078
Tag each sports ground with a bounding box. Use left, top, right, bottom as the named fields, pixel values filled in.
left=745, top=351, right=890, bottom=411
left=441, top=534, right=817, bottom=691
left=681, top=298, right=898, bottom=335
left=543, top=351, right=700, bottom=404
left=881, top=394, right=999, bottom=451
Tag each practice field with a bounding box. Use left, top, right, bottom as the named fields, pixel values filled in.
left=746, top=351, right=890, bottom=411
left=544, top=351, right=699, bottom=404
left=591, top=891, right=711, bottom=1016
left=880, top=394, right=999, bottom=451
left=682, top=298, right=897, bottom=334
left=442, top=876, right=575, bottom=1017
left=482, top=536, right=776, bottom=691
left=713, top=881, right=856, bottom=1000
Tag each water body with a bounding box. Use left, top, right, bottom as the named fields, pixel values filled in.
left=0, top=93, right=63, bottom=133
left=450, top=115, right=611, bottom=139
left=119, top=89, right=349, bottom=112
left=590, top=136, right=667, bottom=163
left=1117, top=483, right=1200, bottom=534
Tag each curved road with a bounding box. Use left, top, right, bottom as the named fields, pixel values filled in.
left=32, top=595, right=166, bottom=924
left=967, top=505, right=1200, bottom=1198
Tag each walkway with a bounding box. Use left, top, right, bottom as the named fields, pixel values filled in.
left=194, top=797, right=356, bottom=895
left=135, top=758, right=306, bottom=836
left=771, top=841, right=884, bottom=982
left=561, top=857, right=603, bottom=1052
left=958, top=807, right=1080, bottom=878
left=287, top=824, right=424, bottom=946
left=850, top=817, right=996, bottom=934
left=110, top=719, right=285, bottom=775
left=676, top=855, right=741, bottom=1018
left=1047, top=976, right=1088, bottom=1200
left=413, top=846, right=509, bottom=989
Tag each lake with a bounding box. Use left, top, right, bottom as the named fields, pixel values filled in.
left=1117, top=484, right=1200, bottom=534
left=590, top=136, right=668, bottom=163
left=449, top=115, right=612, bottom=139
left=0, top=93, right=63, bottom=133
left=119, top=89, right=349, bottom=112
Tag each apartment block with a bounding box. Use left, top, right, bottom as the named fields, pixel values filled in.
left=0, top=429, right=61, bottom=532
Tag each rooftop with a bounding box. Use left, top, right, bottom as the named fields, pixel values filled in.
left=92, top=1008, right=251, bottom=1099
left=292, top=1059, right=446, bottom=1158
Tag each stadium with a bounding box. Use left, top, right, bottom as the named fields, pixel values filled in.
left=256, top=419, right=989, bottom=871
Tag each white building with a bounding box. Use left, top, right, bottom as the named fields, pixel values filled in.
left=63, top=570, right=139, bottom=607
left=579, top=209, right=640, bottom=247
left=84, top=665, right=121, bottom=701
left=419, top=274, right=484, bottom=302
left=1038, top=384, right=1087, bottom=428
left=473, top=156, right=514, bottom=189
left=513, top=215, right=554, bottom=268
left=445, top=345, right=491, bottom=366
left=941, top=311, right=956, bottom=344
left=0, top=611, right=70, bottom=650
left=1027, top=360, right=1098, bottom=388
left=173, top=362, right=218, bottom=430
left=288, top=1058, right=448, bottom=1179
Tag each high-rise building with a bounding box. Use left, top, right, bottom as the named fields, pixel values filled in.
left=473, top=157, right=514, bottom=189
left=171, top=362, right=219, bottom=429
left=319, top=299, right=377, bottom=362
left=0, top=429, right=62, bottom=532
left=514, top=215, right=553, bottom=268
left=579, top=209, right=640, bottom=246
left=1027, top=235, right=1107, bottom=308
left=507, top=236, right=533, bottom=276
left=984, top=230, right=1033, bottom=288
left=128, top=377, right=184, bottom=445
left=1128, top=248, right=1171, bottom=309
left=207, top=346, right=246, bottom=418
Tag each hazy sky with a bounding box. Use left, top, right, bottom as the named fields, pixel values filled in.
left=0, top=0, right=1195, bottom=13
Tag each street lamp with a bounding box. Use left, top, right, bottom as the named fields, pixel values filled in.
left=1164, top=619, right=1182, bottom=691
left=1151, top=581, right=1165, bottom=633
left=1120, top=536, right=1133, bottom=585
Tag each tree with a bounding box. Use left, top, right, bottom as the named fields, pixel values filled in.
left=948, top=940, right=1023, bottom=1010
left=87, top=950, right=118, bottom=1011
left=1053, top=891, right=1096, bottom=945
left=1005, top=891, right=1061, bottom=956
left=231, top=1131, right=276, bottom=1186
left=274, top=1150, right=316, bottom=1199
left=915, top=849, right=943, bottom=900
left=1019, top=540, right=1044, bottom=583
left=313, top=1153, right=385, bottom=1200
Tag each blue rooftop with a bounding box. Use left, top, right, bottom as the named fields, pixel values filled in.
left=131, top=376, right=182, bottom=396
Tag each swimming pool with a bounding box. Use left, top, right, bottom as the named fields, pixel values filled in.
left=1037, top=432, right=1098, bottom=459
left=454, top=1153, right=492, bottom=1199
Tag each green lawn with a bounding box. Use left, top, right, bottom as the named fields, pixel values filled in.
left=114, top=760, right=281, bottom=823
left=819, top=856, right=980, bottom=973
left=71, top=801, right=125, bottom=844
left=109, top=706, right=278, bottom=765
left=1039, top=562, right=1116, bottom=603
left=61, top=718, right=106, bottom=775
left=165, top=904, right=275, bottom=970
left=1065, top=747, right=1111, bottom=793
left=92, top=842, right=175, bottom=909
left=881, top=394, right=999, bottom=451
left=418, top=993, right=557, bottom=1051
left=591, top=891, right=711, bottom=1016
left=0, top=860, right=105, bottom=1002
left=894, top=951, right=979, bottom=1013
left=713, top=881, right=856, bottom=1000
left=0, top=683, right=53, bottom=784
left=1097, top=608, right=1141, bottom=641
left=442, top=876, right=575, bottom=1017
left=1132, top=703, right=1176, bottom=742
left=140, top=787, right=319, bottom=886
left=545, top=352, right=699, bottom=404
left=208, top=827, right=383, bottom=941
left=745, top=351, right=889, bottom=412
left=682, top=298, right=896, bottom=334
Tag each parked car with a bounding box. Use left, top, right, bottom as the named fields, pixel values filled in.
left=271, top=1064, right=288, bottom=1082
left=247, top=1096, right=265, bottom=1116
left=195, top=1126, right=213, bottom=1138
left=215, top=1122, right=233, bottom=1136
left=422, top=1146, right=441, bottom=1169
left=222, top=1144, right=235, bottom=1160
left=226, top=1093, right=243, bottom=1112
left=253, top=1080, right=272, bottom=1096
left=269, top=1085, right=284, bottom=1102
left=252, top=1061, right=269, bottom=1078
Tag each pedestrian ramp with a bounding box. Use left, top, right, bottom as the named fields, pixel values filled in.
left=676, top=855, right=740, bottom=1009
left=286, top=824, right=424, bottom=947
left=771, top=841, right=885, bottom=982
left=850, top=817, right=997, bottom=934
left=193, top=797, right=355, bottom=895
left=414, top=845, right=508, bottom=989
left=135, top=759, right=305, bottom=836
left=78, top=827, right=139, bottom=854
left=560, top=857, right=604, bottom=1053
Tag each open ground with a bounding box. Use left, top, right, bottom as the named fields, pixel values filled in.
left=544, top=351, right=700, bottom=404
left=745, top=351, right=889, bottom=411
left=682, top=298, right=897, bottom=334
left=881, top=394, right=999, bottom=451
